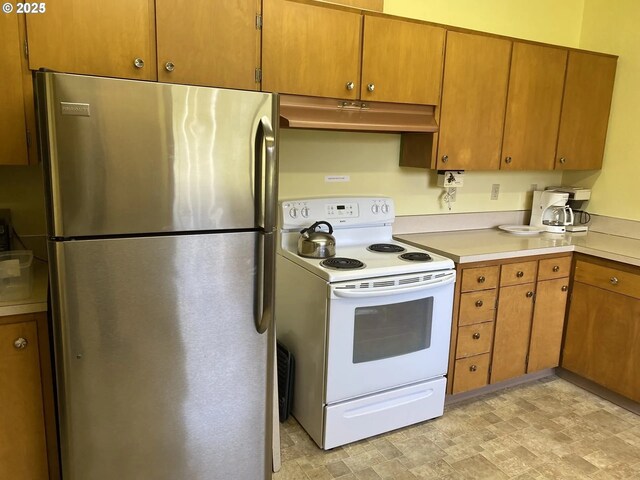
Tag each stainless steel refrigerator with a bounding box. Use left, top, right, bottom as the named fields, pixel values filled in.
left=35, top=72, right=278, bottom=479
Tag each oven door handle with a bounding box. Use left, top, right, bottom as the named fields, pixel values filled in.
left=332, top=273, right=455, bottom=298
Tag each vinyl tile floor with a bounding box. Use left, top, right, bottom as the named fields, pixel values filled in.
left=273, top=376, right=640, bottom=479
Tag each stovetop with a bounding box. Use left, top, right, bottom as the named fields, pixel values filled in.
left=277, top=197, right=454, bottom=282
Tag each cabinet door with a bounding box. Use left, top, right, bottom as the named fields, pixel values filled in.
left=437, top=32, right=511, bottom=170
left=527, top=278, right=568, bottom=372
left=26, top=0, right=157, bottom=80
left=562, top=282, right=640, bottom=402
left=0, top=321, right=48, bottom=478
left=501, top=43, right=567, bottom=170
left=361, top=16, right=444, bottom=105
left=491, top=283, right=535, bottom=383
left=0, top=13, right=28, bottom=165
left=555, top=51, right=617, bottom=170
left=157, top=0, right=260, bottom=90
left=262, top=0, right=362, bottom=99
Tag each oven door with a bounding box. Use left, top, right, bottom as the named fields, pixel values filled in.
left=325, top=270, right=455, bottom=404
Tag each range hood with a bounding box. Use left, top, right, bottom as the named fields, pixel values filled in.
left=279, top=94, right=438, bottom=133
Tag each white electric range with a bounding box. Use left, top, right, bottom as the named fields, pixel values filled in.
left=275, top=197, right=456, bottom=449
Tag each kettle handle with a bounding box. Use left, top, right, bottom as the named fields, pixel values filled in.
left=312, top=221, right=333, bottom=234
left=300, top=220, right=333, bottom=234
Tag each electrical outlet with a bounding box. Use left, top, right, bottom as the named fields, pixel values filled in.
left=491, top=184, right=500, bottom=200
left=530, top=184, right=538, bottom=191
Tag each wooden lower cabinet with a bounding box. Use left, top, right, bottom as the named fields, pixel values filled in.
left=0, top=313, right=58, bottom=480
left=453, top=354, right=491, bottom=393
left=562, top=255, right=640, bottom=402
left=490, top=282, right=535, bottom=383
left=527, top=278, right=569, bottom=372
left=448, top=253, right=571, bottom=395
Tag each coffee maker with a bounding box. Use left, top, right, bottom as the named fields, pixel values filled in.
left=546, top=187, right=592, bottom=232
left=530, top=190, right=574, bottom=233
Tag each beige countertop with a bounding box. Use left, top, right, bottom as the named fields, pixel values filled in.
left=0, top=261, right=48, bottom=317
left=395, top=229, right=640, bottom=266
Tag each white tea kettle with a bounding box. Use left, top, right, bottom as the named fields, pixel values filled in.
left=297, top=221, right=336, bottom=258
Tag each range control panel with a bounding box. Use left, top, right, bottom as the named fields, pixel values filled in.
left=280, top=197, right=394, bottom=229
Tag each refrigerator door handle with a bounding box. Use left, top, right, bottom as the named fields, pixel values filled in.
left=256, top=231, right=275, bottom=334
left=255, top=116, right=277, bottom=232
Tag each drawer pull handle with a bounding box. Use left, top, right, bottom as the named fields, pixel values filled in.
left=561, top=285, right=568, bottom=292
left=13, top=337, right=28, bottom=350
left=475, top=300, right=483, bottom=308
left=477, top=275, right=486, bottom=284
left=610, top=277, right=619, bottom=285
left=553, top=265, right=560, bottom=272
left=526, top=291, right=534, bottom=298
left=516, top=271, right=524, bottom=278
left=472, top=332, right=481, bottom=340
left=469, top=365, right=477, bottom=372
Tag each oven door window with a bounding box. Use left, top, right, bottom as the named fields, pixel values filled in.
left=353, top=297, right=433, bottom=363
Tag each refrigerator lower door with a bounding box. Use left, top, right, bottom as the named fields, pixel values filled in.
left=48, top=233, right=271, bottom=480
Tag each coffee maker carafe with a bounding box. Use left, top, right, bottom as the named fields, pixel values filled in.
left=530, top=191, right=573, bottom=233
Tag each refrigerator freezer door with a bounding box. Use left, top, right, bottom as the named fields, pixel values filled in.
left=37, top=72, right=275, bottom=237
left=48, top=233, right=271, bottom=479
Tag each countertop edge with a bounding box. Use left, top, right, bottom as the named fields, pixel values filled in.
left=396, top=230, right=640, bottom=267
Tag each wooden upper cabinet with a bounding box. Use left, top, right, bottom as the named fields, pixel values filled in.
left=0, top=13, right=29, bottom=165
left=262, top=0, right=362, bottom=99
left=501, top=43, right=567, bottom=171
left=156, top=0, right=260, bottom=90
left=361, top=16, right=444, bottom=105
left=26, top=0, right=157, bottom=80
left=555, top=51, right=617, bottom=170
left=437, top=32, right=512, bottom=170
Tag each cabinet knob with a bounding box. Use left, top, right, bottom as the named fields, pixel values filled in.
left=561, top=285, right=568, bottom=292
left=367, top=83, right=375, bottom=92
left=516, top=271, right=524, bottom=278
left=526, top=291, right=534, bottom=298
left=504, top=156, right=512, bottom=164
left=610, top=276, right=619, bottom=285
left=165, top=62, right=175, bottom=72
left=469, top=365, right=478, bottom=372
left=477, top=275, right=486, bottom=284
left=472, top=332, right=481, bottom=340
left=441, top=155, right=448, bottom=164
left=559, top=157, right=567, bottom=165
left=552, top=265, right=560, bottom=272
left=13, top=337, right=28, bottom=350
left=346, top=81, right=354, bottom=91
left=475, top=299, right=483, bottom=308
left=133, top=58, right=145, bottom=69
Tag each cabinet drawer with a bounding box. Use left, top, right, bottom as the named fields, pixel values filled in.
left=458, top=291, right=496, bottom=326
left=461, top=266, right=499, bottom=292
left=500, top=261, right=537, bottom=286
left=574, top=260, right=640, bottom=300
left=452, top=354, right=490, bottom=394
left=538, top=256, right=572, bottom=280
left=456, top=322, right=494, bottom=359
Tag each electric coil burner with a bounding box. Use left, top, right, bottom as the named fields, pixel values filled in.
left=276, top=196, right=456, bottom=450
left=367, top=243, right=406, bottom=253
left=320, top=257, right=365, bottom=270
left=400, top=252, right=432, bottom=262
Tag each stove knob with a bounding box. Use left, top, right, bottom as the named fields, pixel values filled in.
left=289, top=207, right=298, bottom=218
left=301, top=207, right=309, bottom=218
left=371, top=204, right=380, bottom=214
left=381, top=203, right=389, bottom=214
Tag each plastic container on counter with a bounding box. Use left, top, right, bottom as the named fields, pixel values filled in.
left=0, top=250, right=34, bottom=302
